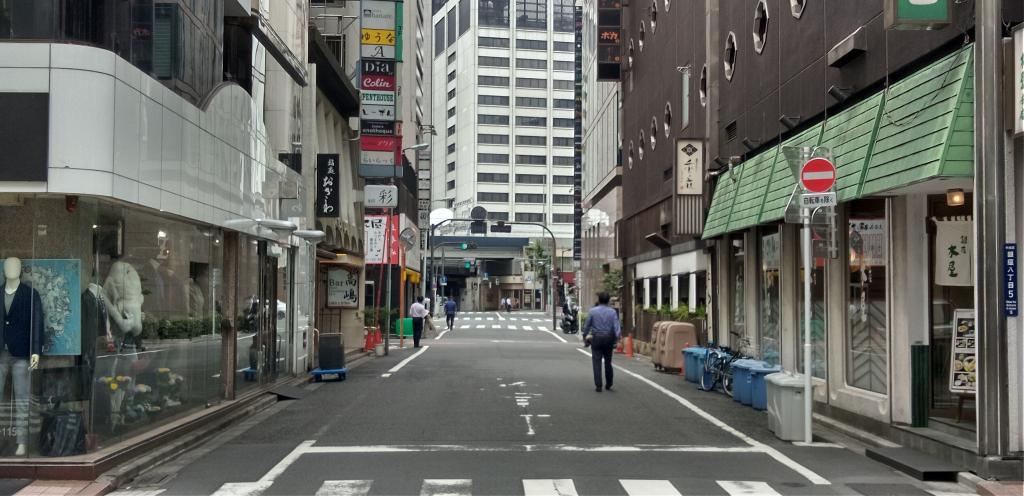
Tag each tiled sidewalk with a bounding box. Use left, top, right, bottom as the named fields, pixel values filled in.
left=14, top=480, right=112, bottom=496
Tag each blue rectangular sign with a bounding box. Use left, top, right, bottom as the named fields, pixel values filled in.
left=1005, top=243, right=1018, bottom=317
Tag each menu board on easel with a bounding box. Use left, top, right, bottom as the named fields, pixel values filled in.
left=948, top=309, right=977, bottom=394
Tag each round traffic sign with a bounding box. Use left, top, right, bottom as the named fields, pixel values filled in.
left=800, top=157, right=836, bottom=193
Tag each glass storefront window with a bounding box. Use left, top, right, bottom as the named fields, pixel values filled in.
left=846, top=199, right=888, bottom=394
left=0, top=196, right=223, bottom=457
left=759, top=229, right=781, bottom=365
left=730, top=237, right=745, bottom=343
left=797, top=233, right=827, bottom=378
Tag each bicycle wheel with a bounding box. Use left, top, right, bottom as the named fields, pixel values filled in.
left=723, top=371, right=734, bottom=397
left=700, top=366, right=717, bottom=391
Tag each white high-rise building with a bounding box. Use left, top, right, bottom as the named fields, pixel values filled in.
left=429, top=0, right=577, bottom=249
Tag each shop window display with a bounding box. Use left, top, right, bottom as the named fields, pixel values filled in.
left=759, top=229, right=780, bottom=365
left=730, top=236, right=745, bottom=342
left=846, top=199, right=888, bottom=394
left=797, top=236, right=827, bottom=379
left=0, top=196, right=224, bottom=457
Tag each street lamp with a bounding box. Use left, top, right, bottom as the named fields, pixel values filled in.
left=403, top=143, right=430, bottom=152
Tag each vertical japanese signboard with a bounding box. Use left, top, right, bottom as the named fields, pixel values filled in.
left=360, top=0, right=402, bottom=178
left=316, top=154, right=340, bottom=218
left=676, top=140, right=704, bottom=195
left=1013, top=24, right=1023, bottom=136
left=1005, top=244, right=1018, bottom=317
left=596, top=0, right=622, bottom=81
left=884, top=0, right=951, bottom=30
left=933, top=218, right=972, bottom=286
left=948, top=309, right=976, bottom=394
left=327, top=266, right=360, bottom=307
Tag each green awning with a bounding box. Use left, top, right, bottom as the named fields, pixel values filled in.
left=701, top=44, right=974, bottom=239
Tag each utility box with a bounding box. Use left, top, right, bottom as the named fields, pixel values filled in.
left=766, top=372, right=809, bottom=441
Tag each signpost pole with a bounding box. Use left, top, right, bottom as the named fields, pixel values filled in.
left=802, top=211, right=813, bottom=444
left=384, top=207, right=393, bottom=354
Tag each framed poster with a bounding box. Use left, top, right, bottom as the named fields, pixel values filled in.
left=326, top=266, right=360, bottom=308
left=948, top=309, right=976, bottom=394
left=21, top=259, right=81, bottom=355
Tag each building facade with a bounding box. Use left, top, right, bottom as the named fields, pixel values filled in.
left=0, top=0, right=324, bottom=475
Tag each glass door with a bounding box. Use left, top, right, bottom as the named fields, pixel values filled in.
left=259, top=247, right=279, bottom=384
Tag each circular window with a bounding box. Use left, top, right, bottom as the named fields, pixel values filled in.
left=650, top=117, right=658, bottom=150
left=650, top=0, right=658, bottom=33
left=638, top=130, right=646, bottom=160
left=724, top=32, right=738, bottom=81
left=639, top=23, right=646, bottom=51
left=790, top=0, right=806, bottom=19
left=628, top=142, right=635, bottom=169
left=628, top=39, right=635, bottom=68
left=664, top=0, right=670, bottom=12
left=699, top=64, right=708, bottom=106
left=664, top=103, right=673, bottom=137
left=753, top=0, right=769, bottom=54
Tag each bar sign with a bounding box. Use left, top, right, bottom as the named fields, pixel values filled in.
left=1005, top=244, right=1018, bottom=316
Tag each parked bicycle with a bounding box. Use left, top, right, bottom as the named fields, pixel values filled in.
left=699, top=337, right=752, bottom=396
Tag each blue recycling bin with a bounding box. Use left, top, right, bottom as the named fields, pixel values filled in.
left=730, top=359, right=758, bottom=405
left=695, top=349, right=713, bottom=389
left=749, top=362, right=783, bottom=410
left=683, top=347, right=705, bottom=383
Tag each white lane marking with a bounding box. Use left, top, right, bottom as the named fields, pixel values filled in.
left=474, top=317, right=482, bottom=321
left=522, top=479, right=578, bottom=496
left=302, top=444, right=760, bottom=453
left=619, top=480, right=682, bottom=496
left=717, top=481, right=782, bottom=495
left=521, top=414, right=536, bottom=435
left=540, top=328, right=567, bottom=343
left=507, top=325, right=518, bottom=330
left=509, top=381, right=526, bottom=386
left=791, top=441, right=844, bottom=448
left=460, top=324, right=470, bottom=329
left=476, top=325, right=485, bottom=329
left=210, top=482, right=272, bottom=496
left=383, top=346, right=430, bottom=376
left=435, top=330, right=450, bottom=340
left=420, top=479, right=472, bottom=496
left=315, top=480, right=373, bottom=496
left=487, top=318, right=495, bottom=321
left=496, top=312, right=506, bottom=321
left=575, top=348, right=830, bottom=486
left=492, top=325, right=501, bottom=329
left=523, top=326, right=533, bottom=331
left=381, top=373, right=392, bottom=378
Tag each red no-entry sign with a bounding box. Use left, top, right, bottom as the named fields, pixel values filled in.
left=800, top=157, right=836, bottom=193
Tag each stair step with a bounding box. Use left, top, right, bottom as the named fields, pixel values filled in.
left=865, top=447, right=964, bottom=482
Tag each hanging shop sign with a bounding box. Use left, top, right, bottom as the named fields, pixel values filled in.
left=1005, top=243, right=1018, bottom=317
left=361, top=136, right=400, bottom=152
left=361, top=90, right=396, bottom=106
left=849, top=218, right=887, bottom=267
left=361, top=120, right=397, bottom=136
left=316, top=154, right=341, bottom=218
left=675, top=140, right=704, bottom=195
left=359, top=0, right=400, bottom=179
left=361, top=1, right=397, bottom=30
left=361, top=74, right=396, bottom=91
left=595, top=0, right=622, bottom=81
left=933, top=217, right=973, bottom=286
left=365, top=214, right=403, bottom=265
left=327, top=265, right=360, bottom=308
left=361, top=43, right=397, bottom=60
left=884, top=0, right=950, bottom=30
left=361, top=59, right=396, bottom=76
left=361, top=105, right=396, bottom=121
left=365, top=184, right=398, bottom=208
left=948, top=309, right=976, bottom=394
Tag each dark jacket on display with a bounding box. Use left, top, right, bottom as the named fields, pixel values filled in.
left=2, top=283, right=45, bottom=358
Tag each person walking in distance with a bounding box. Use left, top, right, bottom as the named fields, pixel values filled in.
left=409, top=296, right=429, bottom=348
left=444, top=296, right=458, bottom=331
left=583, top=292, right=621, bottom=392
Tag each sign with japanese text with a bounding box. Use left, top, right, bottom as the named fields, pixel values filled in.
left=365, top=184, right=398, bottom=208
left=361, top=136, right=400, bottom=152
left=948, top=309, right=976, bottom=394
left=934, top=218, right=973, bottom=286
left=596, top=2, right=622, bottom=80
left=327, top=265, right=360, bottom=308
left=365, top=214, right=402, bottom=265
left=675, top=140, right=703, bottom=195
left=361, top=150, right=396, bottom=166
left=361, top=28, right=396, bottom=46
left=1005, top=244, right=1018, bottom=316
left=849, top=218, right=887, bottom=267
left=359, top=0, right=399, bottom=179
left=315, top=154, right=340, bottom=218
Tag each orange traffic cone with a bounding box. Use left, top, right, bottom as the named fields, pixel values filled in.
left=615, top=340, right=625, bottom=354
left=626, top=336, right=634, bottom=358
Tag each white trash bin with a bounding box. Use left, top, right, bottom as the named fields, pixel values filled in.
left=766, top=372, right=809, bottom=441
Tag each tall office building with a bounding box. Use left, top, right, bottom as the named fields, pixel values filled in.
left=429, top=0, right=577, bottom=249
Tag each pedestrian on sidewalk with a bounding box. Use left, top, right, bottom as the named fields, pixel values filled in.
left=444, top=297, right=458, bottom=330
left=409, top=296, right=429, bottom=348
left=582, top=292, right=621, bottom=392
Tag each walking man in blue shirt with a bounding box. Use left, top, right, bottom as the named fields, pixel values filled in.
left=583, top=292, right=621, bottom=392
left=443, top=297, right=458, bottom=331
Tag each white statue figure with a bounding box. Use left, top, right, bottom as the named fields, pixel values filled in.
left=103, top=261, right=144, bottom=342
left=2, top=257, right=44, bottom=456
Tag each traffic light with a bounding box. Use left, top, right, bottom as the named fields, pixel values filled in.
left=490, top=221, right=512, bottom=233
left=464, top=261, right=472, bottom=269
left=459, top=242, right=478, bottom=250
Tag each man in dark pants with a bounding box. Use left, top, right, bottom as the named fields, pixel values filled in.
left=582, top=292, right=621, bottom=392
left=409, top=296, right=428, bottom=347
left=444, top=297, right=458, bottom=330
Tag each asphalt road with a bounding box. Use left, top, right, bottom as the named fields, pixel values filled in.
left=111, top=312, right=975, bottom=496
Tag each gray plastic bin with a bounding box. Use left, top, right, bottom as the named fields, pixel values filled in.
left=765, top=372, right=808, bottom=441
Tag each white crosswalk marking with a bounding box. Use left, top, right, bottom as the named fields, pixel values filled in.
left=507, top=325, right=518, bottom=330
left=522, top=479, right=579, bottom=496
left=474, top=317, right=482, bottom=321
left=487, top=317, right=494, bottom=321
left=523, top=326, right=533, bottom=331
left=619, top=480, right=682, bottom=496
left=476, top=325, right=485, bottom=329
left=717, top=481, right=782, bottom=496
left=460, top=325, right=469, bottom=329
left=315, top=480, right=373, bottom=496
left=492, top=325, right=501, bottom=329
left=539, top=326, right=549, bottom=332
left=420, top=479, right=472, bottom=496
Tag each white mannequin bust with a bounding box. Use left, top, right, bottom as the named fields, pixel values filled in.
left=103, top=261, right=144, bottom=337
left=3, top=257, right=20, bottom=295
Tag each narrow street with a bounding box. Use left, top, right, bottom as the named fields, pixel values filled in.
left=111, top=312, right=975, bottom=496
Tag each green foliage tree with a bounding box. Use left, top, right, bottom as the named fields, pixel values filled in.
left=601, top=269, right=623, bottom=297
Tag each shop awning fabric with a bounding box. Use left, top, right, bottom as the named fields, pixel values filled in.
left=702, top=44, right=974, bottom=240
